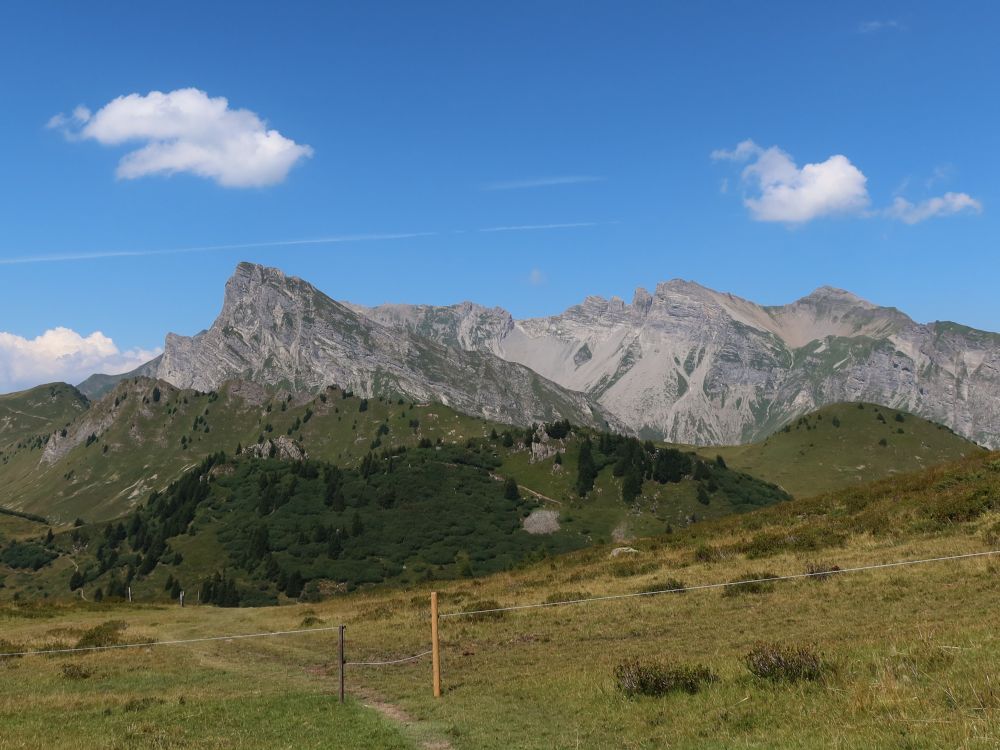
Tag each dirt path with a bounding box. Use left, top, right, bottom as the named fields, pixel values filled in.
left=302, top=666, right=454, bottom=749
left=0, top=407, right=48, bottom=421
left=518, top=485, right=562, bottom=505
left=354, top=687, right=454, bottom=750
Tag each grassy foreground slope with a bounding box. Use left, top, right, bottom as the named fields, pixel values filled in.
left=1, top=452, right=998, bottom=748
left=708, top=401, right=980, bottom=497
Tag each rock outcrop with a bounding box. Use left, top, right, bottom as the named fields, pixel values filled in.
left=357, top=281, right=1000, bottom=447
left=152, top=263, right=617, bottom=432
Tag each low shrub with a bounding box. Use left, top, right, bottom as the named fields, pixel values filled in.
left=614, top=659, right=718, bottom=697
left=694, top=544, right=722, bottom=563
left=74, top=620, right=128, bottom=650
left=637, top=577, right=687, bottom=594
left=543, top=591, right=591, bottom=604
left=123, top=697, right=166, bottom=713
left=745, top=642, right=825, bottom=682
left=804, top=562, right=842, bottom=580
left=722, top=571, right=777, bottom=597
left=465, top=600, right=506, bottom=621
left=610, top=559, right=659, bottom=577
left=926, top=490, right=993, bottom=524
left=61, top=663, right=91, bottom=680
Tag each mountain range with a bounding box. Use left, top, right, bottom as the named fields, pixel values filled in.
left=80, top=262, right=1000, bottom=448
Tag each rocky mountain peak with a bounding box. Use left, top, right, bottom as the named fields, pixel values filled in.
left=631, top=287, right=653, bottom=315
left=796, top=285, right=872, bottom=309
left=88, top=261, right=1000, bottom=450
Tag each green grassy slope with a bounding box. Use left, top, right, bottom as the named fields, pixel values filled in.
left=705, top=401, right=980, bottom=498
left=0, top=382, right=88, bottom=449
left=2, top=452, right=998, bottom=749
left=0, top=378, right=510, bottom=523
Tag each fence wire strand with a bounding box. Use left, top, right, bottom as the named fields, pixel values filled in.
left=0, top=624, right=345, bottom=659
left=3, top=549, right=997, bottom=660
left=440, top=549, right=1000, bottom=619
left=345, top=649, right=433, bottom=667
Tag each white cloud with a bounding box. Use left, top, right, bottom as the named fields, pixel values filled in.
left=0, top=328, right=160, bottom=394
left=482, top=176, right=603, bottom=190
left=712, top=140, right=870, bottom=223
left=527, top=268, right=546, bottom=285
left=49, top=88, right=312, bottom=187
left=859, top=20, right=901, bottom=34
left=885, top=192, right=983, bottom=224
left=710, top=140, right=761, bottom=162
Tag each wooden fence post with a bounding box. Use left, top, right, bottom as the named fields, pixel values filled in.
left=431, top=591, right=441, bottom=698
left=338, top=625, right=346, bottom=704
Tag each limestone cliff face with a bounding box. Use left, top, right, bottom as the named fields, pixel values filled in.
left=154, top=263, right=616, bottom=431
left=358, top=282, right=1000, bottom=448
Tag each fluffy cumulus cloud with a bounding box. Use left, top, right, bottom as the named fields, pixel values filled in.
left=0, top=328, right=160, bottom=394
left=713, top=140, right=982, bottom=226
left=49, top=88, right=312, bottom=187
left=885, top=192, right=983, bottom=224
left=711, top=140, right=870, bottom=223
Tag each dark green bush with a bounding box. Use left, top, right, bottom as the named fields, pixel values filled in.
left=0, top=542, right=56, bottom=570
left=614, top=659, right=718, bottom=696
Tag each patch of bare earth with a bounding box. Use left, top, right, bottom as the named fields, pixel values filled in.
left=354, top=687, right=454, bottom=750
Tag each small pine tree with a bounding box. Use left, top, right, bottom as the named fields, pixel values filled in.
left=503, top=477, right=520, bottom=500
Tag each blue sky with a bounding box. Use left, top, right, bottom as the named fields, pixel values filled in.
left=1, top=1, right=997, bottom=392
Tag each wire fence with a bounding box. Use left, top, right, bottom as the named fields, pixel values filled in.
left=345, top=650, right=433, bottom=667
left=3, top=547, right=997, bottom=681
left=440, top=548, right=1000, bottom=619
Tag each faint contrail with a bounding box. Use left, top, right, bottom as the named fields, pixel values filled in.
left=0, top=222, right=610, bottom=265
left=478, top=221, right=610, bottom=232
left=0, top=232, right=436, bottom=266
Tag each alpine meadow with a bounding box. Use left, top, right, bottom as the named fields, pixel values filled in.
left=1, top=3, right=998, bottom=749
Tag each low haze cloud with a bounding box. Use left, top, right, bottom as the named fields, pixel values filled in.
left=886, top=192, right=982, bottom=224
left=0, top=328, right=160, bottom=393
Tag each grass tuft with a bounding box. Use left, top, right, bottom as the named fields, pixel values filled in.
left=744, top=641, right=826, bottom=682
left=614, top=659, right=718, bottom=696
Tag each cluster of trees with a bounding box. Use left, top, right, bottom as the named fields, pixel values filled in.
left=199, top=571, right=241, bottom=607
left=1, top=541, right=56, bottom=570
left=574, top=431, right=754, bottom=506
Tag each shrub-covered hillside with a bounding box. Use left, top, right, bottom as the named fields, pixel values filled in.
left=0, top=430, right=790, bottom=604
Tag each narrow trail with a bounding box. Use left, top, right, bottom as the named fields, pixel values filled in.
left=0, top=407, right=49, bottom=422
left=518, top=485, right=562, bottom=505
left=353, top=687, right=454, bottom=750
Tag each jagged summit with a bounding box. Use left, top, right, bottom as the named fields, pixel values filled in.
left=346, top=268, right=1000, bottom=448
left=77, top=262, right=1000, bottom=448
left=149, top=262, right=614, bottom=431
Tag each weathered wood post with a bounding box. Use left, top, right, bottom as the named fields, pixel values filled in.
left=338, top=625, right=346, bottom=704
left=179, top=590, right=185, bottom=607
left=431, top=591, right=441, bottom=698
left=127, top=586, right=132, bottom=603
